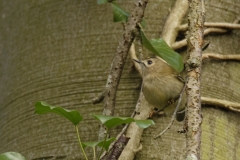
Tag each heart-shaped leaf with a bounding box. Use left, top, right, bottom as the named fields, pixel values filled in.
left=135, top=119, right=155, bottom=129
left=35, top=101, right=83, bottom=126
left=94, top=115, right=134, bottom=129
left=140, top=30, right=184, bottom=72
left=81, top=141, right=100, bottom=149
left=94, top=115, right=154, bottom=129
left=97, top=137, right=116, bottom=151
left=82, top=137, right=115, bottom=151
left=0, top=152, right=26, bottom=160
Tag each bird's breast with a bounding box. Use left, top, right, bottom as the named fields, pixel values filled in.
left=142, top=75, right=183, bottom=109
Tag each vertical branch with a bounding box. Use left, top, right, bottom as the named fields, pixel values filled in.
left=98, top=0, right=149, bottom=141
left=161, top=0, right=188, bottom=46
left=120, top=0, right=189, bottom=159
left=185, top=0, right=205, bottom=159
left=118, top=92, right=151, bottom=160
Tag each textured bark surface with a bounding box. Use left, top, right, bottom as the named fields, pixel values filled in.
left=0, top=0, right=239, bottom=160
left=98, top=0, right=148, bottom=142
left=185, top=0, right=205, bottom=159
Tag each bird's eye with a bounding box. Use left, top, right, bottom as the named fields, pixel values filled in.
left=147, top=60, right=153, bottom=65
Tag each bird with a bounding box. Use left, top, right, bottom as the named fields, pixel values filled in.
left=133, top=56, right=186, bottom=121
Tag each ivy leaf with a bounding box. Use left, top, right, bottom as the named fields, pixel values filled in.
left=135, top=119, right=155, bottom=129
left=82, top=138, right=116, bottom=151
left=111, top=2, right=129, bottom=22
left=140, top=30, right=184, bottom=72
left=81, top=141, right=100, bottom=149
left=35, top=101, right=83, bottom=126
left=98, top=0, right=108, bottom=4
left=94, top=115, right=134, bottom=129
left=97, top=137, right=116, bottom=151
left=94, top=115, right=154, bottom=129
left=0, top=152, right=26, bottom=160
left=150, top=38, right=184, bottom=72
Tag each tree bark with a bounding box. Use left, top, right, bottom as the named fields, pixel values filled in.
left=0, top=0, right=239, bottom=160
left=185, top=0, right=205, bottom=159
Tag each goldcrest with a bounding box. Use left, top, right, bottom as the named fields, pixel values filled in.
left=133, top=57, right=186, bottom=120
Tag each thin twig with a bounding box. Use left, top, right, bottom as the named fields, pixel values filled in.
left=173, top=18, right=240, bottom=50
left=171, top=39, right=187, bottom=50
left=204, top=27, right=228, bottom=34
left=229, top=107, right=240, bottom=113
left=154, top=83, right=186, bottom=139
left=201, top=97, right=240, bottom=113
left=178, top=22, right=240, bottom=31
left=172, top=28, right=227, bottom=50
left=202, top=53, right=240, bottom=61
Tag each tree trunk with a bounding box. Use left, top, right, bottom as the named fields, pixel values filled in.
left=0, top=0, right=239, bottom=160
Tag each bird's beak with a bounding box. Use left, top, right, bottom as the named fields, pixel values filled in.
left=133, top=59, right=146, bottom=67
left=133, top=59, right=141, bottom=63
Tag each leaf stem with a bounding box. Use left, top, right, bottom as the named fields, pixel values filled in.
left=97, top=128, right=109, bottom=160
left=75, top=125, right=88, bottom=160
left=93, top=147, right=96, bottom=160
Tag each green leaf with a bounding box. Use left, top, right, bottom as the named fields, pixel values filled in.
left=35, top=101, right=83, bottom=126
left=140, top=30, right=184, bottom=72
left=150, top=39, right=184, bottom=72
left=82, top=137, right=115, bottom=151
left=0, top=152, right=26, bottom=160
left=93, top=115, right=154, bottom=129
left=81, top=141, right=100, bottom=149
left=97, top=137, right=116, bottom=151
left=141, top=29, right=157, bottom=53
left=135, top=119, right=155, bottom=128
left=94, top=115, right=135, bottom=129
left=140, top=18, right=147, bottom=28
left=110, top=2, right=146, bottom=27
left=111, top=2, right=129, bottom=22
left=98, top=0, right=108, bottom=4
